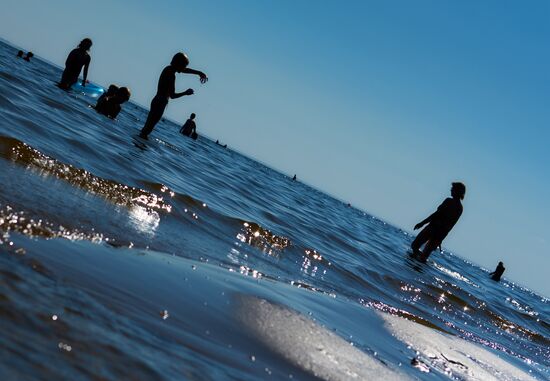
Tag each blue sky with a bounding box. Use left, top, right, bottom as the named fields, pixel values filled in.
left=1, top=0, right=549, bottom=296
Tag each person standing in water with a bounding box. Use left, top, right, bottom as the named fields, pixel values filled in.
left=139, top=52, right=207, bottom=139
left=59, top=38, right=92, bottom=90
left=411, top=182, right=466, bottom=262
left=490, top=261, right=505, bottom=281
left=180, top=113, right=197, bottom=137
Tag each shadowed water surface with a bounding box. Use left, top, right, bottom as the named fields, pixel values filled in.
left=0, top=39, right=548, bottom=380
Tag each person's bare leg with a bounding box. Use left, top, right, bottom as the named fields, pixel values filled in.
left=411, top=226, right=431, bottom=255
left=418, top=239, right=439, bottom=262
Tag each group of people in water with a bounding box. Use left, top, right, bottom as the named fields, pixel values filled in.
left=16, top=50, right=33, bottom=62
left=18, top=38, right=506, bottom=281
left=54, top=38, right=207, bottom=139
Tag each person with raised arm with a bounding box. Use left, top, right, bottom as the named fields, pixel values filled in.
left=139, top=52, right=207, bottom=139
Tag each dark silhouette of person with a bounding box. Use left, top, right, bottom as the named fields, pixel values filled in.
left=96, top=84, right=119, bottom=104
left=59, top=38, right=92, bottom=90
left=139, top=52, right=207, bottom=139
left=95, top=87, right=131, bottom=119
left=411, top=182, right=466, bottom=262
left=23, top=52, right=34, bottom=62
left=490, top=261, right=505, bottom=281
left=180, top=113, right=197, bottom=136
left=292, top=174, right=297, bottom=181
left=17, top=50, right=24, bottom=58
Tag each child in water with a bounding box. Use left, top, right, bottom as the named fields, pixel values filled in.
left=180, top=113, right=197, bottom=137
left=59, top=38, right=92, bottom=90
left=96, top=84, right=119, bottom=104
left=95, top=87, right=131, bottom=119
left=411, top=182, right=466, bottom=262
left=139, top=52, right=207, bottom=139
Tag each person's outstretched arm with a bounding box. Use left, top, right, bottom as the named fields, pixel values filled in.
left=181, top=68, right=208, bottom=83
left=82, top=58, right=90, bottom=87
left=171, top=88, right=194, bottom=99
left=414, top=212, right=435, bottom=230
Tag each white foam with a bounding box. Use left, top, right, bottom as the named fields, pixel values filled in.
left=381, top=313, right=537, bottom=381
left=237, top=296, right=410, bottom=381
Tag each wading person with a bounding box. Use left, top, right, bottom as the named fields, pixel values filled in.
left=139, top=52, right=207, bottom=139
left=411, top=182, right=466, bottom=262
left=59, top=38, right=92, bottom=90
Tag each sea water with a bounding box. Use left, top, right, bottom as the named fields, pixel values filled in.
left=0, top=39, right=548, bottom=380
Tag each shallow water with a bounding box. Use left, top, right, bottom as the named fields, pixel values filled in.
left=0, top=39, right=548, bottom=380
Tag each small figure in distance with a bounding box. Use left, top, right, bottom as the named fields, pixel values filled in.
left=292, top=174, right=297, bottom=181
left=489, top=261, right=505, bottom=282
left=23, top=52, right=34, bottom=62
left=411, top=182, right=466, bottom=262
left=96, top=84, right=119, bottom=104
left=215, top=140, right=227, bottom=148
left=95, top=87, right=131, bottom=119
left=139, top=52, right=207, bottom=139
left=180, top=113, right=197, bottom=138
left=58, top=38, right=92, bottom=90
left=16, top=50, right=24, bottom=58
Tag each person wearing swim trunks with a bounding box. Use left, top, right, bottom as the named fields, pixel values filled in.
left=411, top=182, right=466, bottom=262
left=139, top=53, right=207, bottom=139
left=59, top=38, right=92, bottom=90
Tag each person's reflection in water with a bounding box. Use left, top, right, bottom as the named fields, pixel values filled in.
left=411, top=182, right=466, bottom=262
left=58, top=38, right=92, bottom=90
left=139, top=52, right=207, bottom=139
left=490, top=261, right=505, bottom=281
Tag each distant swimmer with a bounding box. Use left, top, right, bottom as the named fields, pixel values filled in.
left=180, top=113, right=197, bottom=138
left=139, top=52, right=207, bottom=139
left=95, top=87, right=131, bottom=119
left=411, top=182, right=466, bottom=262
left=490, top=261, right=505, bottom=281
left=16, top=50, right=24, bottom=58
left=23, top=52, right=34, bottom=62
left=58, top=38, right=92, bottom=90
left=292, top=174, right=297, bottom=181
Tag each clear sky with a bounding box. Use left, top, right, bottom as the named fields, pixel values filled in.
left=1, top=0, right=549, bottom=296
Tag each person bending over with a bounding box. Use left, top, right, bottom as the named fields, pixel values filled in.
left=95, top=87, right=131, bottom=119
left=59, top=38, right=92, bottom=90
left=139, top=52, right=207, bottom=139
left=411, top=182, right=466, bottom=262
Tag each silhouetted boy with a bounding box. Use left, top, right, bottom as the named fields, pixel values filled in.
left=59, top=38, right=92, bottom=90
left=180, top=113, right=197, bottom=137
left=490, top=262, right=505, bottom=281
left=96, top=84, right=119, bottom=104
left=95, top=87, right=131, bottom=119
left=411, top=182, right=466, bottom=262
left=139, top=52, right=207, bottom=139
